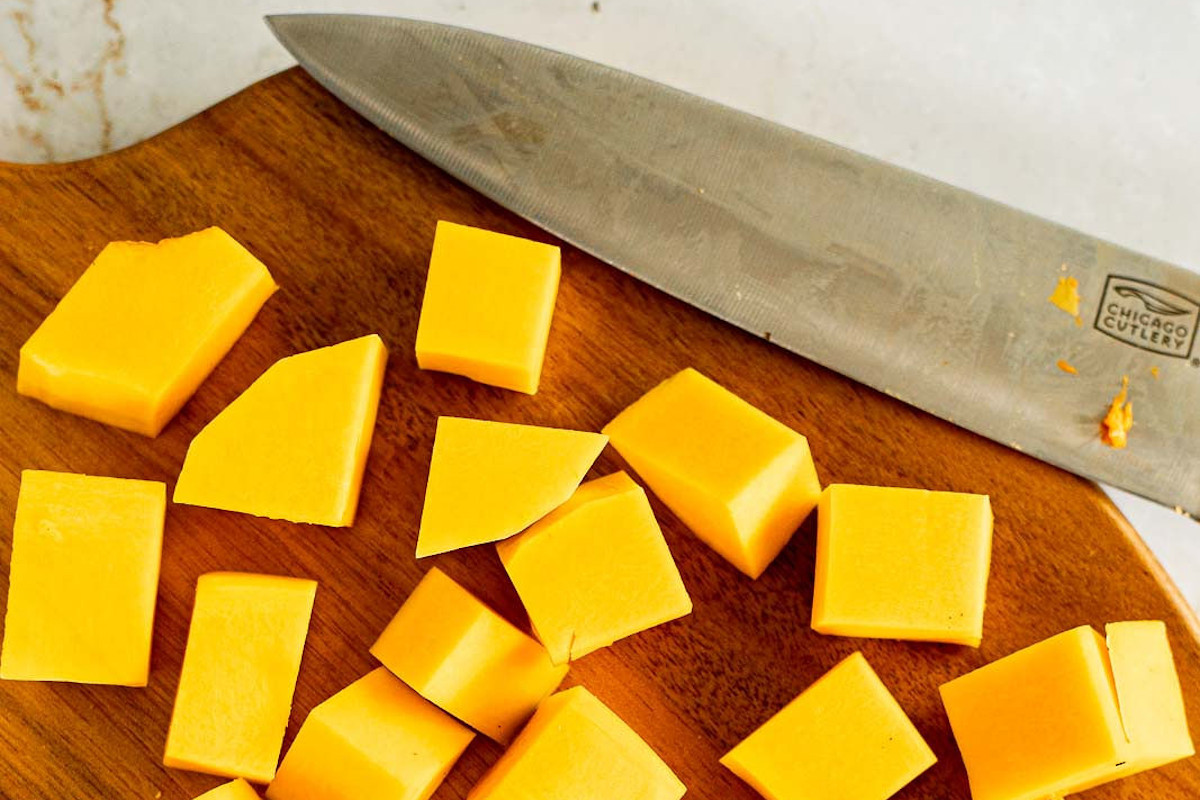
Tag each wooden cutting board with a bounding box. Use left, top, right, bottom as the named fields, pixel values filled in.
left=0, top=68, right=1196, bottom=800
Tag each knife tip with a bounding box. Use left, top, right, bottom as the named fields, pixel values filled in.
left=263, top=13, right=293, bottom=38
left=263, top=13, right=319, bottom=33
left=263, top=13, right=321, bottom=47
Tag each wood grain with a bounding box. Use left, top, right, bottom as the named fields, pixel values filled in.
left=0, top=68, right=1196, bottom=800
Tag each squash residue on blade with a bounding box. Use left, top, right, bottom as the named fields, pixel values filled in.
left=1049, top=275, right=1082, bottom=325
left=1100, top=376, right=1133, bottom=449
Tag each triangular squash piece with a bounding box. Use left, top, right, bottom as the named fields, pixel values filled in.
left=174, top=335, right=387, bottom=526
left=416, top=417, right=607, bottom=557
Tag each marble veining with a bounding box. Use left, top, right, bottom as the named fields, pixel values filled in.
left=1, top=0, right=127, bottom=161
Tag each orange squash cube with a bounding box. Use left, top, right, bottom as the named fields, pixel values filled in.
left=721, top=652, right=935, bottom=800
left=941, top=622, right=1194, bottom=800
left=267, top=668, right=474, bottom=800
left=193, top=779, right=260, bottom=799
left=468, top=686, right=684, bottom=800
left=415, top=221, right=560, bottom=394
left=497, top=472, right=691, bottom=663
left=371, top=568, right=567, bottom=743
left=604, top=368, right=820, bottom=578
left=1102, top=621, right=1194, bottom=776
left=812, top=484, right=993, bottom=646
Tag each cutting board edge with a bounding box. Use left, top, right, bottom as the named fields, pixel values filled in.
left=1094, top=497, right=1200, bottom=637
left=0, top=70, right=306, bottom=173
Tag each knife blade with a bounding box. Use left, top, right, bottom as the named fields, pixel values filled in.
left=266, top=13, right=1200, bottom=515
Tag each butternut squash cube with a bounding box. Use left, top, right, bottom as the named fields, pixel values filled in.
left=194, top=779, right=260, bottom=800
left=415, top=221, right=560, bottom=394
left=941, top=626, right=1125, bottom=800
left=1102, top=621, right=1194, bottom=776
left=174, top=334, right=387, bottom=526
left=0, top=470, right=165, bottom=686
left=1066, top=621, right=1196, bottom=793
left=370, top=567, right=567, bottom=743
left=467, top=685, right=685, bottom=800
left=721, top=652, right=935, bottom=800
left=812, top=484, right=993, bottom=646
left=266, top=668, right=474, bottom=800
left=18, top=227, right=276, bottom=436
left=497, top=472, right=691, bottom=663
left=939, top=622, right=1194, bottom=800
left=164, top=573, right=317, bottom=783
left=416, top=417, right=607, bottom=557
left=603, top=368, right=820, bottom=578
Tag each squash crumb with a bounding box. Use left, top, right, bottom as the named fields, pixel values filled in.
left=1056, top=359, right=1078, bottom=375
left=1150, top=366, right=1160, bottom=379
left=1100, top=376, right=1133, bottom=449
left=1049, top=276, right=1082, bottom=323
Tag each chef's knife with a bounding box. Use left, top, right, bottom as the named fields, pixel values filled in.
left=266, top=13, right=1200, bottom=516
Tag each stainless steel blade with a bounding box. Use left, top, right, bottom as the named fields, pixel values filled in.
left=267, top=13, right=1200, bottom=515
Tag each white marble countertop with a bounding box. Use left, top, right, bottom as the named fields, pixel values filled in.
left=2, top=0, right=1197, bottom=610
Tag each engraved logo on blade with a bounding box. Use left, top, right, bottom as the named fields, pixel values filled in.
left=1094, top=275, right=1199, bottom=358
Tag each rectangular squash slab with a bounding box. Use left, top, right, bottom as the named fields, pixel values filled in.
left=721, top=652, right=935, bottom=800
left=164, top=573, right=317, bottom=783
left=267, top=668, right=474, bottom=800
left=0, top=470, right=165, bottom=686
left=812, top=484, right=993, bottom=646
left=603, top=367, right=820, bottom=579
left=18, top=227, right=276, bottom=436
left=415, top=220, right=560, bottom=394
left=497, top=472, right=692, bottom=664
left=467, top=685, right=684, bottom=800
